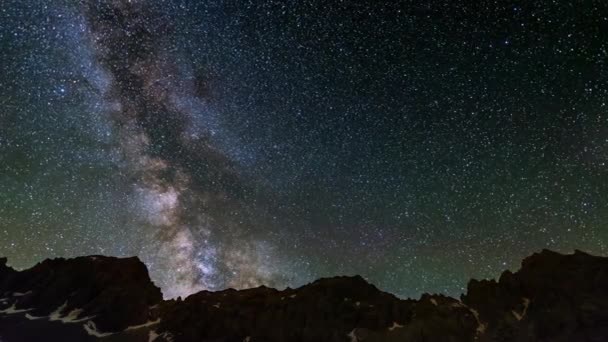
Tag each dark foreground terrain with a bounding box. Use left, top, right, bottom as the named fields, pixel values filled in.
left=1, top=249, right=607, bottom=341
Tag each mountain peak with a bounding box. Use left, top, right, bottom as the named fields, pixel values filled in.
left=1, top=250, right=608, bottom=341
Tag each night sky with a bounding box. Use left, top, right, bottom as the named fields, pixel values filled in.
left=1, top=0, right=608, bottom=299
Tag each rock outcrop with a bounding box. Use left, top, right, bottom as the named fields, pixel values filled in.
left=0, top=249, right=607, bottom=341
left=462, top=249, right=608, bottom=342
left=156, top=276, right=478, bottom=342
left=0, top=256, right=162, bottom=335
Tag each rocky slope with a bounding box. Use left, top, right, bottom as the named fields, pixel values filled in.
left=0, top=249, right=607, bottom=341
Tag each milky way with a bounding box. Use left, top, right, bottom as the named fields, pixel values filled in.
left=1, top=0, right=608, bottom=299
left=79, top=0, right=296, bottom=298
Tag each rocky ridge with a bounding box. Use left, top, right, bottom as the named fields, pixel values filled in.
left=0, top=249, right=607, bottom=341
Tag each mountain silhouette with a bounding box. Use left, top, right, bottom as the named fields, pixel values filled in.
left=1, top=249, right=607, bottom=341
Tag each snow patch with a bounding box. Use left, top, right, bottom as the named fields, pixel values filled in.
left=450, top=301, right=465, bottom=308
left=13, top=291, right=32, bottom=297
left=430, top=298, right=438, bottom=306
left=469, top=308, right=486, bottom=335
left=25, top=313, right=45, bottom=320
left=0, top=304, right=32, bottom=314
left=388, top=321, right=404, bottom=331
left=213, top=303, right=221, bottom=308
left=355, top=301, right=360, bottom=307
left=149, top=331, right=176, bottom=342
left=289, top=294, right=297, bottom=299
left=62, top=309, right=93, bottom=323
left=0, top=301, right=92, bottom=323
left=148, top=330, right=160, bottom=342
left=49, top=302, right=68, bottom=321
left=347, top=329, right=359, bottom=342
left=83, top=320, right=114, bottom=338
left=477, top=321, right=487, bottom=335
left=243, top=337, right=251, bottom=342
left=126, top=318, right=161, bottom=331
left=512, top=297, right=530, bottom=321
left=161, top=332, right=175, bottom=342
left=49, top=302, right=93, bottom=323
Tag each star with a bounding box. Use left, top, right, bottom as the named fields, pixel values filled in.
left=0, top=0, right=607, bottom=300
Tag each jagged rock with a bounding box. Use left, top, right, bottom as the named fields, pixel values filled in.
left=462, top=249, right=608, bottom=341
left=0, top=256, right=162, bottom=334
left=1, top=250, right=608, bottom=341
left=0, top=258, right=16, bottom=290
left=157, top=275, right=420, bottom=342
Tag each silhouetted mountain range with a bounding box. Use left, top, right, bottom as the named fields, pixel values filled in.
left=1, top=249, right=607, bottom=341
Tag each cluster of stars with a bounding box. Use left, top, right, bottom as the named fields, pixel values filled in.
left=1, top=0, right=607, bottom=298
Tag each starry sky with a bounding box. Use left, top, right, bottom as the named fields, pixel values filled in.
left=1, top=0, right=608, bottom=299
